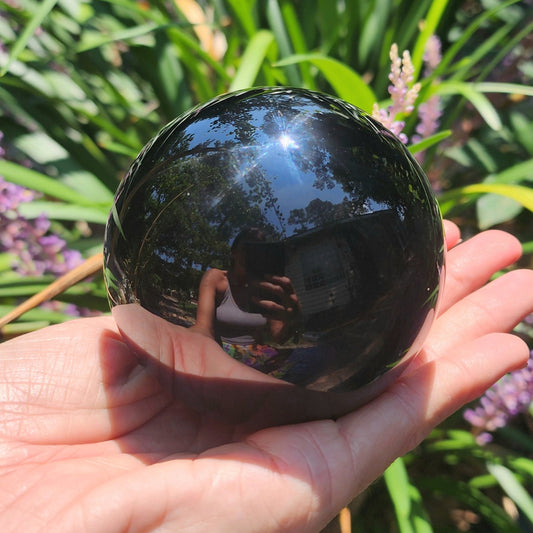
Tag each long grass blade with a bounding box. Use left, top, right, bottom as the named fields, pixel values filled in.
left=0, top=0, right=59, bottom=77
left=411, top=0, right=450, bottom=79
left=408, top=130, right=451, bottom=154
left=431, top=0, right=520, bottom=81
left=18, top=201, right=109, bottom=225
left=384, top=457, right=432, bottom=533
left=279, top=0, right=315, bottom=89
left=166, top=27, right=232, bottom=83
left=384, top=458, right=414, bottom=533
left=439, top=183, right=533, bottom=215
left=486, top=159, right=533, bottom=185
left=0, top=160, right=106, bottom=207
left=274, top=54, right=377, bottom=112
left=450, top=22, right=515, bottom=82
left=76, top=22, right=162, bottom=53
left=418, top=477, right=522, bottom=532
left=472, top=82, right=533, bottom=98
left=357, top=0, right=393, bottom=68
left=229, top=30, right=275, bottom=91
left=435, top=81, right=502, bottom=130
left=487, top=463, right=533, bottom=526
left=226, top=0, right=257, bottom=38
left=384, top=458, right=412, bottom=518
left=266, top=0, right=300, bottom=86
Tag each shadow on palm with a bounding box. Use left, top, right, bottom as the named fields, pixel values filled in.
left=106, top=303, right=437, bottom=461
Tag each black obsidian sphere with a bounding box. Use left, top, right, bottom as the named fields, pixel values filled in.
left=104, top=87, right=444, bottom=412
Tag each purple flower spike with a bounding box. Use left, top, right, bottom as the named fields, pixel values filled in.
left=464, top=351, right=533, bottom=444
left=372, top=44, right=421, bottom=144
left=0, top=175, right=83, bottom=276
left=371, top=36, right=442, bottom=153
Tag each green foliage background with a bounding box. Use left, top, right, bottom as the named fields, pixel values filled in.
left=0, top=0, right=532, bottom=530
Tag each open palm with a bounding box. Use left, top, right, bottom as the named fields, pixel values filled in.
left=1, top=222, right=532, bottom=533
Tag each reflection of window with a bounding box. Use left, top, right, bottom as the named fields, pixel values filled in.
left=301, top=242, right=345, bottom=290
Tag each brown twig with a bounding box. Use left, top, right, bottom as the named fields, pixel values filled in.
left=0, top=252, right=104, bottom=329
left=338, top=507, right=352, bottom=533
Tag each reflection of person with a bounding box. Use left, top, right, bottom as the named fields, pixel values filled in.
left=191, top=228, right=300, bottom=367
left=1, top=223, right=532, bottom=531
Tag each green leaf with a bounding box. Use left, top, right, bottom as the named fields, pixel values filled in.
left=226, top=0, right=257, bottom=38
left=418, top=477, right=522, bottom=532
left=357, top=0, right=393, bottom=68
left=0, top=253, right=17, bottom=272
left=408, top=130, right=451, bottom=154
left=439, top=183, right=533, bottom=216
left=384, top=457, right=432, bottom=533
left=425, top=429, right=477, bottom=452
left=510, top=457, right=533, bottom=479
left=466, top=138, right=498, bottom=173
left=165, top=27, right=231, bottom=84
left=13, top=132, right=116, bottom=204
left=0, top=0, right=59, bottom=77
left=273, top=54, right=377, bottom=113
left=487, top=159, right=533, bottom=185
left=510, top=112, right=533, bottom=155
left=278, top=0, right=315, bottom=89
left=476, top=193, right=523, bottom=229
left=97, top=141, right=139, bottom=159
left=266, top=0, right=300, bottom=86
left=0, top=160, right=106, bottom=207
left=76, top=22, right=161, bottom=53
left=229, top=30, right=276, bottom=91
left=435, top=81, right=502, bottom=130
left=449, top=22, right=515, bottom=83
left=409, top=486, right=433, bottom=533
left=1, top=321, right=52, bottom=336
left=74, top=109, right=142, bottom=151
left=0, top=304, right=74, bottom=324
left=384, top=458, right=412, bottom=519
left=522, top=240, right=533, bottom=255
left=153, top=30, right=190, bottom=117
left=487, top=463, right=533, bottom=526
left=411, top=0, right=450, bottom=79
left=472, top=82, right=533, bottom=98
left=432, top=0, right=521, bottom=81
left=18, top=201, right=109, bottom=225
left=0, top=280, right=55, bottom=298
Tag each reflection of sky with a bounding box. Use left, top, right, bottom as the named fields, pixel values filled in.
left=221, top=136, right=389, bottom=236
left=197, top=101, right=394, bottom=238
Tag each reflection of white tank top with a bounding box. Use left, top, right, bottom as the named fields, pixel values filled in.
left=215, top=284, right=267, bottom=345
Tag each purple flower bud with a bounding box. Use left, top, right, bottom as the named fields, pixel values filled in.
left=463, top=349, right=533, bottom=443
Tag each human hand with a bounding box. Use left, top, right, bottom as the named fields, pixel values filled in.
left=1, top=222, right=532, bottom=532
left=250, top=274, right=301, bottom=322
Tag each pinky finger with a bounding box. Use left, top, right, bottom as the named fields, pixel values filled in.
left=336, top=333, right=529, bottom=490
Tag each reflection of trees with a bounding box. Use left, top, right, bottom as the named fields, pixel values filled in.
left=130, top=156, right=277, bottom=295
left=288, top=198, right=354, bottom=234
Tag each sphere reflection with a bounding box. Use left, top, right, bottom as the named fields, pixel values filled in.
left=104, top=87, right=444, bottom=401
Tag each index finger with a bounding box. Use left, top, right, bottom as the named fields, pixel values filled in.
left=443, top=219, right=460, bottom=250
left=439, top=229, right=523, bottom=315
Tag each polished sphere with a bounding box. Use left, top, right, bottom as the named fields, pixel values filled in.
left=104, top=87, right=444, bottom=419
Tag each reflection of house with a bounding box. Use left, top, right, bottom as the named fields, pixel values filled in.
left=285, top=233, right=353, bottom=317
left=284, top=210, right=406, bottom=328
